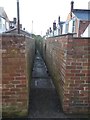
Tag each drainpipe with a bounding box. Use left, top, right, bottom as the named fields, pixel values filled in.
left=17, top=0, right=20, bottom=34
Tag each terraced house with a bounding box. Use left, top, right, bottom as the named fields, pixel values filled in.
left=0, top=7, right=9, bottom=33
left=62, top=1, right=90, bottom=37
left=47, top=1, right=90, bottom=37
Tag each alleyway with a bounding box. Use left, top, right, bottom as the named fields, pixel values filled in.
left=28, top=51, right=67, bottom=119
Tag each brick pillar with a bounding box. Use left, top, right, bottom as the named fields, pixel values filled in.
left=2, top=34, right=35, bottom=117
left=43, top=34, right=90, bottom=114
left=0, top=35, right=2, bottom=118
left=63, top=37, right=90, bottom=114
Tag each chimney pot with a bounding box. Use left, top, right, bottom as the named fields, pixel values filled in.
left=13, top=18, right=16, bottom=24
left=53, top=21, right=56, bottom=31
left=58, top=16, right=60, bottom=25
left=71, top=1, right=74, bottom=12
left=49, top=27, right=52, bottom=33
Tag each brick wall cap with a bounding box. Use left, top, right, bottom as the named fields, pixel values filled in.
left=0, top=33, right=34, bottom=40
left=47, top=33, right=75, bottom=39
left=73, top=37, right=90, bottom=39
left=1, top=33, right=24, bottom=37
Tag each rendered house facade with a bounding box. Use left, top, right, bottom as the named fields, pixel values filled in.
left=0, top=7, right=9, bottom=33
left=62, top=1, right=90, bottom=37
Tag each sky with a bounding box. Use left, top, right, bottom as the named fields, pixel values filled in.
left=0, top=0, right=90, bottom=36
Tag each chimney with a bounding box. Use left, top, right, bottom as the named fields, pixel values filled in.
left=53, top=21, right=56, bottom=31
left=13, top=18, right=16, bottom=24
left=58, top=16, right=60, bottom=25
left=23, top=28, right=25, bottom=30
left=49, top=27, right=52, bottom=33
left=71, top=1, right=74, bottom=12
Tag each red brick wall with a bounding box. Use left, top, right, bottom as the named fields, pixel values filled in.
left=0, top=35, right=2, bottom=117
left=43, top=34, right=90, bottom=114
left=1, top=34, right=35, bottom=117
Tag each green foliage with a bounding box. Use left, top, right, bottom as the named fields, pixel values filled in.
left=32, top=34, right=43, bottom=41
left=31, top=34, right=44, bottom=55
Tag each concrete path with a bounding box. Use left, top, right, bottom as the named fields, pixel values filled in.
left=28, top=51, right=67, bottom=119
left=28, top=51, right=89, bottom=119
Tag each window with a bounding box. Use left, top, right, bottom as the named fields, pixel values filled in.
left=72, top=20, right=76, bottom=33
left=0, top=17, right=2, bottom=29
left=2, top=18, right=6, bottom=31
left=65, top=23, right=69, bottom=33
left=62, top=24, right=66, bottom=34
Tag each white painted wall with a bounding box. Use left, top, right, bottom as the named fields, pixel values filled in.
left=0, top=17, right=9, bottom=33
left=62, top=23, right=66, bottom=34
left=62, top=22, right=69, bottom=34
left=68, top=20, right=73, bottom=33
left=54, top=29, right=58, bottom=36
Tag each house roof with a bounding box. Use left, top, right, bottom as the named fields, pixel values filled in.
left=5, top=28, right=31, bottom=37
left=0, top=7, right=9, bottom=21
left=57, top=21, right=65, bottom=28
left=72, top=9, right=90, bottom=21
left=59, top=21, right=65, bottom=25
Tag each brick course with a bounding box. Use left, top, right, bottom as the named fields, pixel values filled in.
left=1, top=34, right=35, bottom=117
left=43, top=34, right=90, bottom=114
left=0, top=35, right=2, bottom=117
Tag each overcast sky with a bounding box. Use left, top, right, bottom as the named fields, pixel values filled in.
left=0, top=0, right=89, bottom=35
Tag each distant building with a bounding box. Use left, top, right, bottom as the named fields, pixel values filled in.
left=9, top=17, right=23, bottom=30
left=0, top=7, right=9, bottom=33
left=46, top=1, right=90, bottom=38
left=57, top=16, right=65, bottom=35
left=9, top=18, right=17, bottom=29
left=46, top=17, right=65, bottom=37
left=67, top=9, right=90, bottom=37
left=5, top=27, right=31, bottom=37
left=62, top=1, right=90, bottom=37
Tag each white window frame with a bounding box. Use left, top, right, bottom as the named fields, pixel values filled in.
left=0, top=17, right=2, bottom=29
left=72, top=19, right=76, bottom=33
left=65, top=22, right=69, bottom=33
